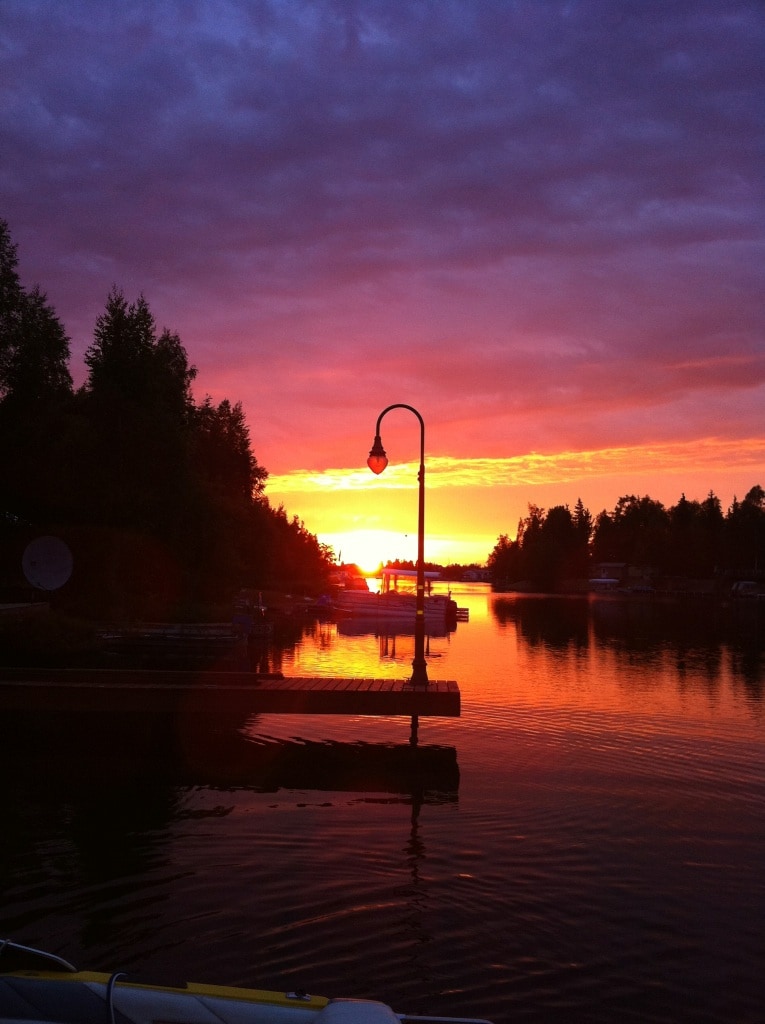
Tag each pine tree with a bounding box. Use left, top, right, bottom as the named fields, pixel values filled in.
left=0, top=220, right=72, bottom=404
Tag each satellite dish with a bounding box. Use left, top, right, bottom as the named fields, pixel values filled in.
left=22, top=536, right=74, bottom=591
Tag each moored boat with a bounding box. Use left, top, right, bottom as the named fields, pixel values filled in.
left=0, top=940, right=492, bottom=1024
left=334, top=569, right=459, bottom=629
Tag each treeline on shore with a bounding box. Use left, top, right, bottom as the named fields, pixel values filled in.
left=488, top=489, right=765, bottom=593
left=1, top=219, right=334, bottom=620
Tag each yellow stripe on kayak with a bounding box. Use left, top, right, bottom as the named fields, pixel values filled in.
left=3, top=969, right=330, bottom=1010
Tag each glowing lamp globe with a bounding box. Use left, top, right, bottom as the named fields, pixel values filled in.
left=367, top=436, right=388, bottom=475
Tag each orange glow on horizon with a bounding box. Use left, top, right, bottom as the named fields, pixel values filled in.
left=267, top=436, right=765, bottom=568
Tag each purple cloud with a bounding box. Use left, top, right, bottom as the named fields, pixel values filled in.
left=2, top=0, right=763, bottom=475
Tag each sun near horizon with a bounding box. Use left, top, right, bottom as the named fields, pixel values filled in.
left=320, top=530, right=405, bottom=575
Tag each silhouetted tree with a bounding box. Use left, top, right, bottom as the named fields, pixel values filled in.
left=593, top=495, right=670, bottom=570
left=1, top=220, right=72, bottom=407
left=492, top=484, right=764, bottom=590
left=700, top=490, right=725, bottom=545
left=0, top=219, right=24, bottom=392
left=85, top=290, right=161, bottom=402
left=573, top=497, right=593, bottom=544
left=515, top=504, right=546, bottom=587
left=0, top=221, right=75, bottom=527
left=591, top=509, right=618, bottom=564
left=537, top=505, right=574, bottom=588
left=667, top=493, right=699, bottom=576
left=726, top=485, right=765, bottom=576
left=664, top=492, right=727, bottom=578
left=79, top=289, right=196, bottom=534
left=265, top=506, right=334, bottom=590
left=488, top=533, right=520, bottom=586
left=179, top=398, right=271, bottom=606
left=1, top=287, right=72, bottom=405
left=192, top=396, right=266, bottom=505
left=571, top=497, right=593, bottom=577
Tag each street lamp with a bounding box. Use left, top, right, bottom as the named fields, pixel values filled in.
left=367, top=404, right=429, bottom=687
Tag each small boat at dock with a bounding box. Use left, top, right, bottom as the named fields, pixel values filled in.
left=333, top=569, right=460, bottom=629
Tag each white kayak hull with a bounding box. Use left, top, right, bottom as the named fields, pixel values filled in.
left=0, top=941, right=491, bottom=1024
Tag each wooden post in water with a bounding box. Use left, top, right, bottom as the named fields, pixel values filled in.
left=410, top=713, right=419, bottom=746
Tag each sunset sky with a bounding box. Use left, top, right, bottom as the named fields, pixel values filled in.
left=3, top=1, right=763, bottom=569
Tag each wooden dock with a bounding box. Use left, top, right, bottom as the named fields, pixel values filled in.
left=0, top=668, right=460, bottom=725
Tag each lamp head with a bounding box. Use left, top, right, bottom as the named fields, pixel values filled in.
left=367, top=435, right=388, bottom=475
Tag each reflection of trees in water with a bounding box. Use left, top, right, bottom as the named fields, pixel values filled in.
left=730, top=645, right=765, bottom=699
left=590, top=595, right=760, bottom=653
left=490, top=594, right=763, bottom=700
left=593, top=600, right=763, bottom=700
left=492, top=595, right=589, bottom=650
left=591, top=598, right=728, bottom=678
left=246, top=616, right=318, bottom=674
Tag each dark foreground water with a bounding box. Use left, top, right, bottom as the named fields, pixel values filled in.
left=2, top=586, right=764, bottom=1023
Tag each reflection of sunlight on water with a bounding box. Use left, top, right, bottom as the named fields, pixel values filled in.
left=6, top=590, right=764, bottom=1024
left=279, top=585, right=763, bottom=737
left=283, top=622, right=425, bottom=678
left=446, top=583, right=493, bottom=623
left=282, top=582, right=496, bottom=681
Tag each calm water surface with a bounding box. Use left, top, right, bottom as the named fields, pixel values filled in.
left=3, top=585, right=764, bottom=1023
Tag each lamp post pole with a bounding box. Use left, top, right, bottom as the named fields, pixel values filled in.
left=368, top=404, right=429, bottom=688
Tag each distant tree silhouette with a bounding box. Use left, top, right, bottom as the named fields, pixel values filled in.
left=592, top=495, right=670, bottom=569
left=491, top=486, right=764, bottom=591
left=726, top=485, right=765, bottom=576
left=489, top=498, right=592, bottom=590
left=487, top=533, right=518, bottom=585
left=665, top=492, right=726, bottom=577
left=0, top=220, right=75, bottom=527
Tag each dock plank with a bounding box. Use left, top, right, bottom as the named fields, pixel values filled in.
left=0, top=668, right=460, bottom=718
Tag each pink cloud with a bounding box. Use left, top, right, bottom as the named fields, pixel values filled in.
left=1, top=0, right=762, bottom=491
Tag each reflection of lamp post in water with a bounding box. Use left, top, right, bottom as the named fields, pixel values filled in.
left=367, top=404, right=429, bottom=688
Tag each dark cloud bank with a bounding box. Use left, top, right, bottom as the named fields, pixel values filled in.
left=2, top=0, right=763, bottom=466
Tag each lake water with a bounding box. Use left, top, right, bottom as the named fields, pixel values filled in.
left=2, top=585, right=764, bottom=1023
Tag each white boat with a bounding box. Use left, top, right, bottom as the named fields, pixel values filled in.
left=334, top=570, right=458, bottom=628
left=0, top=940, right=492, bottom=1024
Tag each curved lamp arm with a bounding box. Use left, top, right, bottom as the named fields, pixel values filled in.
left=367, top=403, right=425, bottom=475
left=367, top=404, right=428, bottom=689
